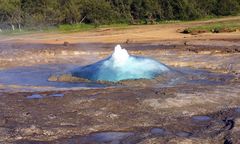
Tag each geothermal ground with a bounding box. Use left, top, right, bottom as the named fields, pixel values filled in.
left=0, top=17, right=240, bottom=144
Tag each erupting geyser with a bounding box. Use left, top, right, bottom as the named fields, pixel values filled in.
left=72, top=45, right=169, bottom=82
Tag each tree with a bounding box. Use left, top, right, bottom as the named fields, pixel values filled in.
left=21, top=0, right=61, bottom=27
left=215, top=0, right=240, bottom=16
left=159, top=0, right=174, bottom=20
left=195, top=0, right=217, bottom=16
left=60, top=0, right=81, bottom=24
left=109, top=0, right=133, bottom=23
left=0, top=0, right=240, bottom=30
left=0, top=0, right=22, bottom=30
left=80, top=0, right=116, bottom=24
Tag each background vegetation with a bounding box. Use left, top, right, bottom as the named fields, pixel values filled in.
left=0, top=0, right=240, bottom=31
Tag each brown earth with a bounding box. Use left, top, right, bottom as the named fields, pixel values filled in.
left=0, top=16, right=240, bottom=144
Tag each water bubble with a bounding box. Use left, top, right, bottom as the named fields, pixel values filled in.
left=72, top=45, right=169, bottom=82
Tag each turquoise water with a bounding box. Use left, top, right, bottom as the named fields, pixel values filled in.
left=72, top=45, right=169, bottom=82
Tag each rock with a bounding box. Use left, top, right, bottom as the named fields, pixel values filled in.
left=20, top=125, right=43, bottom=136
left=184, top=41, right=187, bottom=46
left=48, top=75, right=58, bottom=81
left=233, top=118, right=240, bottom=131
left=48, top=114, right=57, bottom=119
left=0, top=127, right=11, bottom=141
left=43, top=130, right=55, bottom=136
left=58, top=74, right=90, bottom=82
left=0, top=118, right=7, bottom=126
left=181, top=29, right=191, bottom=34
left=126, top=39, right=131, bottom=44
left=63, top=41, right=70, bottom=46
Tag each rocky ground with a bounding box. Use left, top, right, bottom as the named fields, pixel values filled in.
left=0, top=17, right=240, bottom=144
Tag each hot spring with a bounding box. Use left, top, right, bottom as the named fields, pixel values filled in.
left=0, top=43, right=233, bottom=92
left=71, top=45, right=170, bottom=82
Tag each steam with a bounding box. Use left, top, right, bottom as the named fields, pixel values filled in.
left=72, top=45, right=169, bottom=82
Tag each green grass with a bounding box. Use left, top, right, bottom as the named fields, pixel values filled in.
left=0, top=23, right=130, bottom=35
left=157, top=20, right=183, bottom=24
left=58, top=23, right=129, bottom=33
left=0, top=26, right=59, bottom=36
left=99, top=23, right=129, bottom=29
left=58, top=23, right=96, bottom=32
left=183, top=20, right=240, bottom=34
left=0, top=29, right=33, bottom=36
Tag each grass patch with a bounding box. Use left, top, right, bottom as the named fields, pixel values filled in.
left=58, top=23, right=129, bottom=33
left=99, top=23, right=129, bottom=28
left=182, top=20, right=240, bottom=34
left=0, top=26, right=59, bottom=36
left=0, top=23, right=130, bottom=35
left=0, top=29, right=35, bottom=36
left=58, top=24, right=96, bottom=32
left=158, top=20, right=183, bottom=24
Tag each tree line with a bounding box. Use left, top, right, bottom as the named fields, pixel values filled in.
left=0, top=0, right=240, bottom=30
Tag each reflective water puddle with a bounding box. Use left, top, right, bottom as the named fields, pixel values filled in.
left=176, top=131, right=192, bottom=137
left=58, top=131, right=135, bottom=144
left=49, top=93, right=65, bottom=97
left=192, top=115, right=212, bottom=122
left=26, top=94, right=43, bottom=99
left=150, top=128, right=165, bottom=135
left=26, top=93, right=65, bottom=99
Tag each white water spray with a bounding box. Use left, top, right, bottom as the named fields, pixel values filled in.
left=111, top=45, right=129, bottom=66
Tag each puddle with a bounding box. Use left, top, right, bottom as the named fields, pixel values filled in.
left=50, top=93, right=64, bottom=97
left=19, top=131, right=134, bottom=144
left=27, top=94, right=43, bottom=99
left=26, top=93, right=65, bottom=99
left=0, top=64, right=106, bottom=92
left=187, top=79, right=224, bottom=85
left=58, top=131, right=134, bottom=144
left=176, top=131, right=192, bottom=137
left=178, top=68, right=233, bottom=86
left=236, top=108, right=240, bottom=113
left=192, top=116, right=212, bottom=122
left=150, top=128, right=165, bottom=135
left=83, top=132, right=133, bottom=142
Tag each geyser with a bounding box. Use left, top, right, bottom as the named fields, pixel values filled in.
left=72, top=45, right=169, bottom=82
